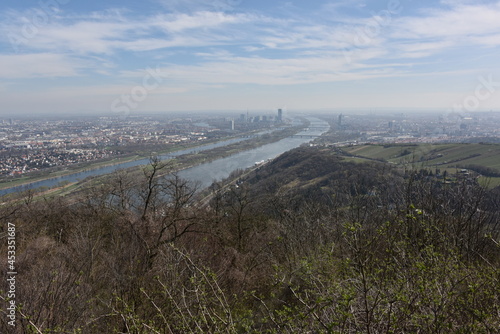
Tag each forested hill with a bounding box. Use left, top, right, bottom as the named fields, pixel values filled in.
left=236, top=145, right=500, bottom=213
left=239, top=146, right=404, bottom=210
left=1, top=145, right=499, bottom=333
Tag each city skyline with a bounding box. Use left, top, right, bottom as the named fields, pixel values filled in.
left=1, top=0, right=500, bottom=115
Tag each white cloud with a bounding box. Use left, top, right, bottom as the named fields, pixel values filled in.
left=151, top=11, right=252, bottom=32
left=39, top=22, right=135, bottom=54
left=0, top=4, right=390, bottom=62
left=320, top=0, right=368, bottom=14
left=392, top=2, right=500, bottom=45
left=395, top=40, right=456, bottom=58
left=157, top=0, right=243, bottom=13
left=0, top=9, right=139, bottom=54
left=0, top=53, right=82, bottom=78
left=473, top=33, right=500, bottom=47
left=144, top=52, right=404, bottom=86
left=0, top=9, right=264, bottom=55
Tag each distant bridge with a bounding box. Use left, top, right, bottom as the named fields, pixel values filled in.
left=241, top=134, right=326, bottom=139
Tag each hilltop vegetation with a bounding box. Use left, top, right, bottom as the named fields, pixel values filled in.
left=1, top=146, right=499, bottom=333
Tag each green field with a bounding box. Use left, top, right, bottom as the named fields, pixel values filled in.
left=344, top=143, right=500, bottom=167
left=342, top=143, right=500, bottom=187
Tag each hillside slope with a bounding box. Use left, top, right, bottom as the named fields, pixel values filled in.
left=1, top=145, right=499, bottom=333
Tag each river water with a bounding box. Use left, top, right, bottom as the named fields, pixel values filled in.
left=179, top=118, right=329, bottom=189
left=0, top=117, right=329, bottom=197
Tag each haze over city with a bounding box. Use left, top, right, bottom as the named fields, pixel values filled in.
left=1, top=0, right=500, bottom=115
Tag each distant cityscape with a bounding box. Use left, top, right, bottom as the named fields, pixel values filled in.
left=1, top=110, right=500, bottom=178
left=330, top=111, right=500, bottom=146
left=0, top=110, right=286, bottom=177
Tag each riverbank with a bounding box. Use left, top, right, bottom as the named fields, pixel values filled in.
left=69, top=124, right=308, bottom=197
left=1, top=122, right=310, bottom=200
left=0, top=125, right=290, bottom=192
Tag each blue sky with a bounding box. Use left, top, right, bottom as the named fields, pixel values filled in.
left=1, top=0, right=500, bottom=115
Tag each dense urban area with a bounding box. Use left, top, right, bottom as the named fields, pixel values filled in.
left=0, top=111, right=285, bottom=178
left=1, top=110, right=499, bottom=178
left=338, top=111, right=500, bottom=143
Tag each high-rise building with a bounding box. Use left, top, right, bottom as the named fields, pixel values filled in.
left=277, top=109, right=283, bottom=122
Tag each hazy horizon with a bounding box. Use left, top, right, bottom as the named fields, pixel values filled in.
left=3, top=107, right=499, bottom=119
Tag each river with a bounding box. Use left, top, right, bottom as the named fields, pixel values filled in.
left=0, top=117, right=329, bottom=197
left=178, top=118, right=329, bottom=189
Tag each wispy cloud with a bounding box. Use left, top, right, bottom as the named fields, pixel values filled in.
left=118, top=51, right=405, bottom=87
left=0, top=53, right=83, bottom=78
left=1, top=0, right=499, bottom=113
left=391, top=1, right=500, bottom=57
left=152, top=11, right=253, bottom=32
left=0, top=9, right=264, bottom=54
left=156, top=0, right=242, bottom=13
